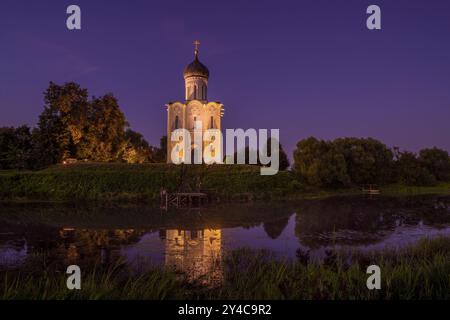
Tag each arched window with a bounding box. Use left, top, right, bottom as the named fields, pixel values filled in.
left=174, top=115, right=179, bottom=129
left=193, top=116, right=197, bottom=129
left=210, top=116, right=214, bottom=129
left=194, top=85, right=197, bottom=99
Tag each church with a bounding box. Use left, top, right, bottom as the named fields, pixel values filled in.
left=165, top=41, right=224, bottom=164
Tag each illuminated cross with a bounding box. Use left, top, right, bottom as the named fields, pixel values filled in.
left=193, top=40, right=200, bottom=57
left=193, top=40, right=201, bottom=51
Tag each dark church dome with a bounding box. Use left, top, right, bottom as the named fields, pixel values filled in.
left=183, top=51, right=209, bottom=79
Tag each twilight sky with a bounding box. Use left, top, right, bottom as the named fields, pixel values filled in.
left=1, top=0, right=450, bottom=158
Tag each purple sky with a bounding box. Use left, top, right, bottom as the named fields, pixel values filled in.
left=1, top=0, right=450, bottom=158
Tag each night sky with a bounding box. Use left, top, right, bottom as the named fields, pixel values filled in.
left=1, top=0, right=450, bottom=158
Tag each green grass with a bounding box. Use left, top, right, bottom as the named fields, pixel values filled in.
left=214, top=237, right=450, bottom=300
left=0, top=163, right=449, bottom=202
left=1, top=237, right=449, bottom=300
left=1, top=264, right=186, bottom=300
left=0, top=163, right=296, bottom=202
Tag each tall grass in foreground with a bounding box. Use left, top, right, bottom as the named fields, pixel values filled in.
left=215, top=237, right=450, bottom=300
left=1, top=263, right=186, bottom=300
left=1, top=237, right=449, bottom=300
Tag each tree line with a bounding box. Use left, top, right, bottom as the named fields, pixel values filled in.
left=293, top=137, right=450, bottom=187
left=2, top=82, right=450, bottom=188
left=0, top=82, right=166, bottom=170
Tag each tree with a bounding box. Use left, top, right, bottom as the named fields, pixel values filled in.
left=318, top=146, right=350, bottom=187
left=394, top=150, right=436, bottom=186
left=77, top=94, right=128, bottom=161
left=122, top=129, right=153, bottom=164
left=334, top=137, right=394, bottom=185
left=418, top=147, right=450, bottom=182
left=0, top=126, right=33, bottom=169
left=38, top=82, right=89, bottom=161
left=3, top=82, right=160, bottom=168
left=37, top=83, right=135, bottom=164
left=294, top=137, right=396, bottom=187
left=293, top=137, right=350, bottom=187
left=152, top=136, right=167, bottom=163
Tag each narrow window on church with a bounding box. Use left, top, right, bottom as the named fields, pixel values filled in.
left=174, top=116, right=179, bottom=129
left=210, top=116, right=214, bottom=129
left=194, top=85, right=197, bottom=99
left=193, top=116, right=197, bottom=129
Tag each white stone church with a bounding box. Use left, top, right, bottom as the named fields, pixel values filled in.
left=165, top=42, right=224, bottom=163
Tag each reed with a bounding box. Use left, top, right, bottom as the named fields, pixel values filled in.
left=1, top=237, right=449, bottom=300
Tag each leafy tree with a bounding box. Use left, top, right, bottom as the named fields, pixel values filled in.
left=394, top=150, right=436, bottom=186
left=152, top=135, right=167, bottom=163
left=122, top=129, right=154, bottom=164
left=418, top=147, right=450, bottom=182
left=77, top=94, right=128, bottom=161
left=38, top=82, right=89, bottom=161
left=334, top=137, right=394, bottom=185
left=0, top=126, right=33, bottom=169
left=318, top=146, right=350, bottom=187
left=3, top=82, right=161, bottom=168
left=293, top=137, right=350, bottom=187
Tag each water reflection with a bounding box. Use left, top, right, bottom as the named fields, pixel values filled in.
left=164, top=229, right=222, bottom=284
left=295, top=196, right=450, bottom=248
left=0, top=195, right=449, bottom=282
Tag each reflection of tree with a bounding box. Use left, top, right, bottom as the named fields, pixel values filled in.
left=263, top=217, right=290, bottom=239
left=53, top=228, right=147, bottom=266
left=295, top=196, right=450, bottom=249
left=295, top=197, right=395, bottom=248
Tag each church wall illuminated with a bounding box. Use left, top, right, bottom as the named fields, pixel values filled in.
left=166, top=41, right=224, bottom=163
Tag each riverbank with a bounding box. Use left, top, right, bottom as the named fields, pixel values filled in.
left=0, top=163, right=449, bottom=202
left=1, top=236, right=449, bottom=300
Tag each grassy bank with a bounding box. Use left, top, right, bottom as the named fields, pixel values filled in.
left=0, top=163, right=294, bottom=202
left=1, top=237, right=449, bottom=300
left=0, top=163, right=449, bottom=202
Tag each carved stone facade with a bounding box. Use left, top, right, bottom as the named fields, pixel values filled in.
left=166, top=42, right=224, bottom=163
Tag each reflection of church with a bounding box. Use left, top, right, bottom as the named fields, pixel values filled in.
left=163, top=229, right=222, bottom=283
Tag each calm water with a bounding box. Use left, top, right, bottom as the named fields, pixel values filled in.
left=1, top=195, right=450, bottom=282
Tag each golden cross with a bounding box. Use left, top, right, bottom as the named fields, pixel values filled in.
left=193, top=40, right=201, bottom=51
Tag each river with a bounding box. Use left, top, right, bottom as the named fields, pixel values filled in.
left=1, top=195, right=449, bottom=283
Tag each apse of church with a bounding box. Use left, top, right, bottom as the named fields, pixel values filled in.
left=166, top=41, right=224, bottom=164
